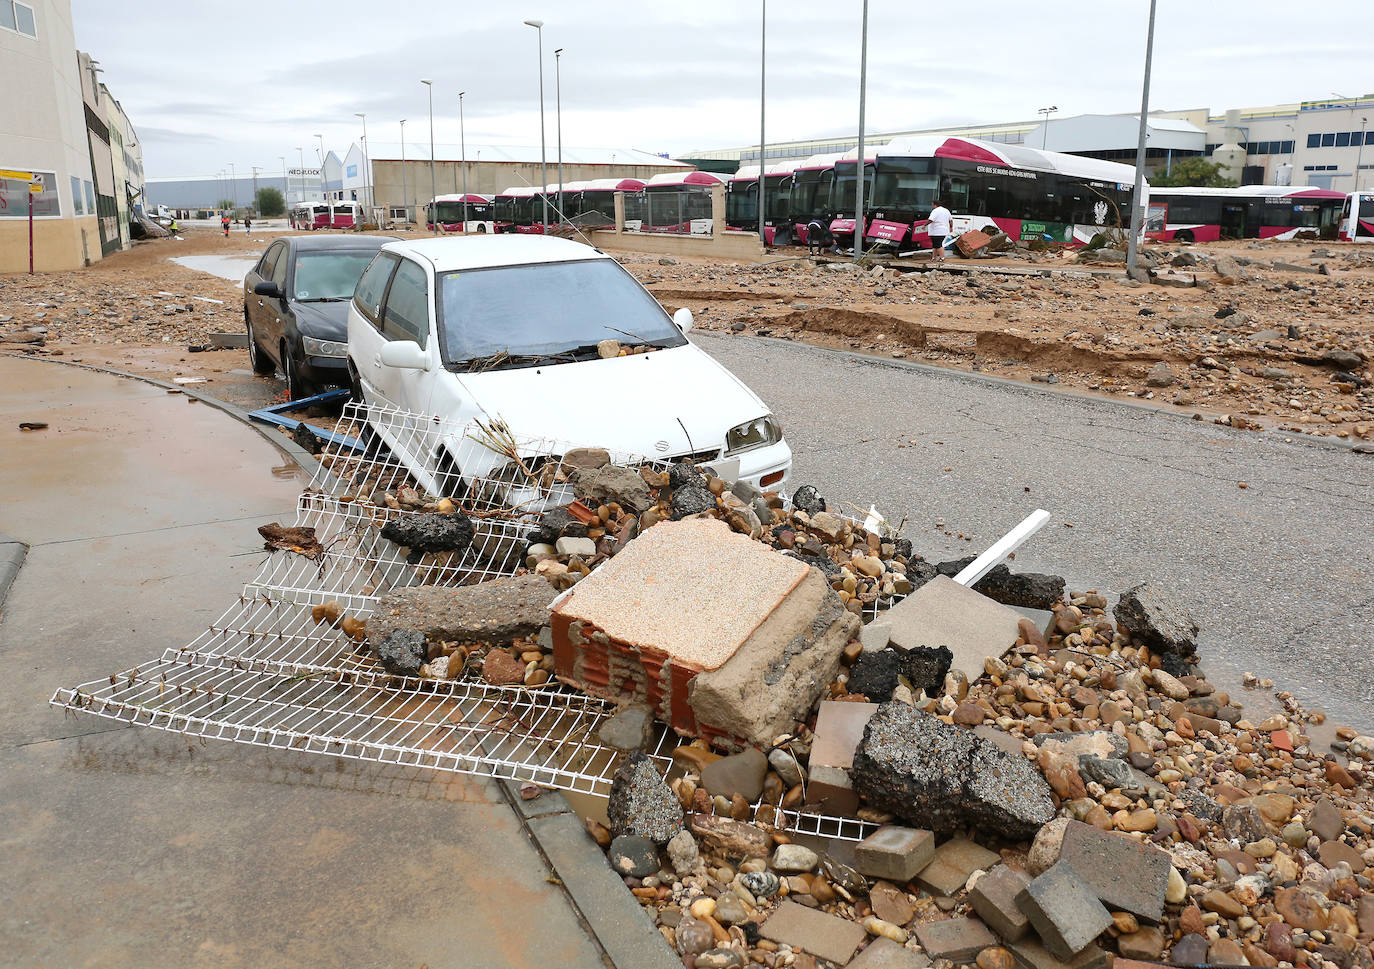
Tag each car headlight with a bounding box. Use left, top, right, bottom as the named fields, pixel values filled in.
left=725, top=415, right=782, bottom=455
left=302, top=336, right=348, bottom=358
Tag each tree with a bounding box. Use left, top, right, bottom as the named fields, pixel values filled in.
left=217, top=199, right=235, bottom=212
left=255, top=187, right=286, bottom=217
left=1150, top=157, right=1238, bottom=188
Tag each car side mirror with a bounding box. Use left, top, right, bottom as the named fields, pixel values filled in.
left=673, top=307, right=694, bottom=333
left=253, top=280, right=282, bottom=298
left=380, top=340, right=430, bottom=370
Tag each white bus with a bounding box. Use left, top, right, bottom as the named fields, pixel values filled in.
left=1339, top=191, right=1374, bottom=242
left=426, top=193, right=495, bottom=234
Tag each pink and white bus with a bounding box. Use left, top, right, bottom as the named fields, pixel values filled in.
left=1338, top=191, right=1374, bottom=242
left=726, top=161, right=796, bottom=243
left=863, top=136, right=1138, bottom=252
left=1146, top=186, right=1343, bottom=243
left=426, top=193, right=495, bottom=233
left=493, top=186, right=549, bottom=234
left=787, top=151, right=844, bottom=244
left=642, top=170, right=726, bottom=234
left=329, top=201, right=362, bottom=229
left=578, top=177, right=646, bottom=228
left=828, top=145, right=881, bottom=244
left=291, top=203, right=332, bottom=230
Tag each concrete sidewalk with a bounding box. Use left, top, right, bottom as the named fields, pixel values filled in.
left=0, top=357, right=672, bottom=969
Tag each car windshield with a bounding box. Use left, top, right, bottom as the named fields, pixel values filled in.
left=437, top=258, right=687, bottom=369
left=292, top=250, right=379, bottom=301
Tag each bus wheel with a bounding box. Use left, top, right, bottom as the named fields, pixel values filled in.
left=1176, top=229, right=1195, bottom=243
left=476, top=224, right=487, bottom=234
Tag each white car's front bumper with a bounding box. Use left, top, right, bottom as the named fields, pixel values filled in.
left=715, top=439, right=793, bottom=496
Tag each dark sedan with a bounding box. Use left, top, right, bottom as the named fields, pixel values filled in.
left=243, top=234, right=394, bottom=398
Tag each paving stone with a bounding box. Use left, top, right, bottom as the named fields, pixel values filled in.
left=760, top=899, right=867, bottom=965
left=917, top=838, right=1001, bottom=896
left=847, top=937, right=931, bottom=969
left=854, top=826, right=936, bottom=882
left=970, top=865, right=1033, bottom=942
left=806, top=699, right=877, bottom=814
left=1012, top=605, right=1057, bottom=639
left=913, top=917, right=997, bottom=962
left=861, top=620, right=893, bottom=653
left=884, top=576, right=1023, bottom=683
left=1034, top=819, right=1172, bottom=922
left=1008, top=939, right=1109, bottom=969
left=1016, top=862, right=1114, bottom=961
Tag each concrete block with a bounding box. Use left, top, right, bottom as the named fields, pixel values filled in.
left=1016, top=862, right=1114, bottom=961
left=1012, top=605, right=1056, bottom=639
left=804, top=764, right=859, bottom=815
left=760, top=899, right=868, bottom=965
left=883, top=575, right=1024, bottom=684
left=810, top=699, right=878, bottom=769
left=917, top=838, right=1001, bottom=897
left=913, top=917, right=997, bottom=961
left=854, top=826, right=936, bottom=882
left=1049, top=820, right=1173, bottom=922
left=848, top=937, right=931, bottom=969
left=1009, top=938, right=1109, bottom=969
left=970, top=865, right=1033, bottom=942
left=861, top=620, right=893, bottom=653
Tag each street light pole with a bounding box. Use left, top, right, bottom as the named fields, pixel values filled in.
left=459, top=93, right=469, bottom=234
left=554, top=51, right=563, bottom=226
left=1038, top=105, right=1058, bottom=150
left=279, top=156, right=287, bottom=211
left=853, top=0, right=868, bottom=262
left=758, top=0, right=766, bottom=245
left=315, top=134, right=325, bottom=201
left=296, top=147, right=305, bottom=202
left=229, top=162, right=237, bottom=211
left=421, top=79, right=437, bottom=235
left=355, top=112, right=370, bottom=214
left=251, top=166, right=261, bottom=215
left=1125, top=0, right=1157, bottom=277
left=524, top=19, right=548, bottom=228
left=1357, top=117, right=1368, bottom=191
left=400, top=120, right=408, bottom=226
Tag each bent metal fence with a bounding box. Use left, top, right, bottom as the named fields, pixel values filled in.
left=50, top=399, right=880, bottom=841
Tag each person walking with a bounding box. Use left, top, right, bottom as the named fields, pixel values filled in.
left=221, top=213, right=230, bottom=237
left=926, top=199, right=952, bottom=262
left=244, top=215, right=252, bottom=235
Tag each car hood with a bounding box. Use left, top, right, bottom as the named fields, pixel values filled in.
left=450, top=344, right=769, bottom=458
left=290, top=300, right=350, bottom=339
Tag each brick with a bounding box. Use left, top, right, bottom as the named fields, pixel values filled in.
left=803, top=764, right=859, bottom=816
left=1008, top=938, right=1108, bottom=969
left=1051, top=820, right=1173, bottom=922
left=970, top=865, right=1033, bottom=942
left=884, top=575, right=1023, bottom=683
left=917, top=838, right=1001, bottom=896
left=848, top=938, right=932, bottom=969
left=913, top=917, right=997, bottom=961
left=1016, top=862, right=1114, bottom=961
left=760, top=899, right=868, bottom=966
left=854, top=826, right=936, bottom=882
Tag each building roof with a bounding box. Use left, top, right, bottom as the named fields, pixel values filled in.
left=382, top=235, right=606, bottom=273
left=367, top=142, right=689, bottom=167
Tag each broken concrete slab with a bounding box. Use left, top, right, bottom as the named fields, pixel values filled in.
left=607, top=752, right=683, bottom=844
left=1113, top=583, right=1198, bottom=656
left=1017, top=862, right=1114, bottom=961
left=552, top=519, right=858, bottom=747
left=1032, top=731, right=1129, bottom=761
left=970, top=864, right=1033, bottom=942
left=854, top=826, right=936, bottom=883
left=860, top=620, right=892, bottom=653
left=368, top=574, right=553, bottom=649
left=1024, top=819, right=1172, bottom=922
left=760, top=899, right=868, bottom=965
left=851, top=702, right=1056, bottom=838
left=883, top=575, right=1023, bottom=683
left=913, top=916, right=998, bottom=961
left=379, top=511, right=475, bottom=556
left=917, top=838, right=1001, bottom=896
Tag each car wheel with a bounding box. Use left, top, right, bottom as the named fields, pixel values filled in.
left=246, top=314, right=275, bottom=374
left=283, top=343, right=319, bottom=401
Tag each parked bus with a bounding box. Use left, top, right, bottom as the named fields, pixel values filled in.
left=862, top=136, right=1139, bottom=252
left=329, top=201, right=362, bottom=229
left=1146, top=186, right=1343, bottom=243
left=643, top=170, right=726, bottom=234
left=291, top=202, right=332, bottom=230
left=579, top=177, right=646, bottom=228
left=726, top=162, right=796, bottom=243
left=426, top=193, right=495, bottom=233
left=828, top=145, right=882, bottom=244
left=788, top=152, right=843, bottom=244
left=1339, top=190, right=1374, bottom=242
left=493, top=186, right=550, bottom=234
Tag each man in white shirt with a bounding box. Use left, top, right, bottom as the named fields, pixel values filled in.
left=926, top=200, right=952, bottom=262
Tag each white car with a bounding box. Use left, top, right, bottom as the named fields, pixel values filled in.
left=345, top=236, right=792, bottom=502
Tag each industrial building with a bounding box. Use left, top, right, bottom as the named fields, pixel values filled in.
left=696, top=94, right=1374, bottom=192
left=0, top=0, right=143, bottom=272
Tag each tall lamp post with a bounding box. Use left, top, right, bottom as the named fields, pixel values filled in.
left=315, top=134, right=326, bottom=201
left=251, top=166, right=261, bottom=216
left=1037, top=105, right=1058, bottom=150
left=421, top=79, right=437, bottom=235
left=523, top=19, right=548, bottom=228
left=400, top=119, right=409, bottom=225
left=296, top=147, right=305, bottom=202
left=1125, top=0, right=1158, bottom=277
left=355, top=112, right=370, bottom=213
left=554, top=51, right=564, bottom=226
left=1357, top=117, right=1368, bottom=191
left=458, top=92, right=469, bottom=234
left=229, top=162, right=238, bottom=211
left=853, top=0, right=868, bottom=261
left=758, top=0, right=766, bottom=244
left=279, top=155, right=288, bottom=210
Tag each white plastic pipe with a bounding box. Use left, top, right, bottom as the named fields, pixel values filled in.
left=953, top=509, right=1051, bottom=587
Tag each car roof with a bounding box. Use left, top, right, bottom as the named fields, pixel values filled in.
left=379, top=235, right=609, bottom=273
left=286, top=234, right=397, bottom=251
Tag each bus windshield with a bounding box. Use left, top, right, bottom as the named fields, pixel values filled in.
left=871, top=157, right=937, bottom=214
left=831, top=162, right=874, bottom=216
left=727, top=182, right=758, bottom=225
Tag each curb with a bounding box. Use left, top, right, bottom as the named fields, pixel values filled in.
left=0, top=534, right=27, bottom=611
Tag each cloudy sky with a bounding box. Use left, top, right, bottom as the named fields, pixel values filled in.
left=74, top=0, right=1374, bottom=179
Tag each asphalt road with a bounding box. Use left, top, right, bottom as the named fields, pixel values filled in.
left=694, top=330, right=1374, bottom=732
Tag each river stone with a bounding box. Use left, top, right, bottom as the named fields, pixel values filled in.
left=570, top=464, right=654, bottom=514
left=373, top=628, right=427, bottom=676
left=608, top=752, right=683, bottom=843
left=379, top=511, right=475, bottom=556
left=1077, top=754, right=1134, bottom=790
left=1113, top=583, right=1199, bottom=656
left=851, top=702, right=1055, bottom=838
left=666, top=829, right=700, bottom=875
left=597, top=704, right=656, bottom=751
left=768, top=747, right=806, bottom=787
left=773, top=843, right=820, bottom=872
left=713, top=893, right=749, bottom=925
left=608, top=834, right=659, bottom=876
left=701, top=748, right=769, bottom=802
left=741, top=870, right=781, bottom=898
left=368, top=574, right=554, bottom=649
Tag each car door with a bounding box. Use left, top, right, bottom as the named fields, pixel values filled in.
left=349, top=250, right=399, bottom=403
left=374, top=255, right=435, bottom=415
left=261, top=241, right=292, bottom=355
left=245, top=242, right=282, bottom=336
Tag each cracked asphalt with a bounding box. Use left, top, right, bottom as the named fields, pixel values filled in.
left=696, top=331, right=1374, bottom=732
